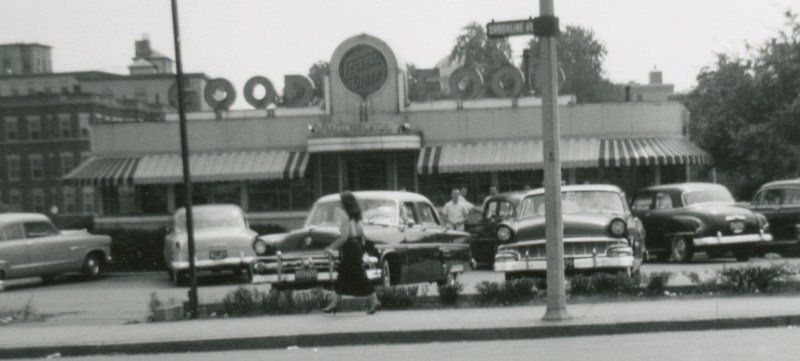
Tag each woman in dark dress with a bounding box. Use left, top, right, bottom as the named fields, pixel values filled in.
left=323, top=191, right=381, bottom=314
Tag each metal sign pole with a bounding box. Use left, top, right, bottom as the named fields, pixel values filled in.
left=170, top=0, right=198, bottom=319
left=537, top=0, right=570, bottom=321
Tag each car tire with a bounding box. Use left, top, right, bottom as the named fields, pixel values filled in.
left=380, top=259, right=396, bottom=288
left=671, top=236, right=694, bottom=263
left=82, top=254, right=102, bottom=279
left=734, top=251, right=750, bottom=262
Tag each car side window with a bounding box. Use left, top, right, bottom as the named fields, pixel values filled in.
left=417, top=202, right=440, bottom=226
left=655, top=192, right=673, bottom=210
left=498, top=201, right=514, bottom=217
left=23, top=221, right=59, bottom=238
left=758, top=189, right=784, bottom=206
left=1, top=223, right=25, bottom=241
left=631, top=193, right=654, bottom=211
left=784, top=189, right=800, bottom=206
left=401, top=202, right=418, bottom=225
left=519, top=197, right=536, bottom=218
left=484, top=201, right=498, bottom=218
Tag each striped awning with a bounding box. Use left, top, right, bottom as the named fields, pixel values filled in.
left=63, top=157, right=139, bottom=186
left=599, top=138, right=712, bottom=167
left=133, top=150, right=308, bottom=184
left=418, top=137, right=711, bottom=174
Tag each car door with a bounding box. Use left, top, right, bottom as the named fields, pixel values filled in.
left=750, top=188, right=785, bottom=239
left=0, top=223, right=34, bottom=278
left=24, top=221, right=73, bottom=275
left=779, top=188, right=800, bottom=241
left=397, top=201, right=430, bottom=283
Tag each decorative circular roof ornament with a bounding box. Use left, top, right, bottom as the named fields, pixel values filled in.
left=490, top=64, right=525, bottom=98
left=449, top=66, right=483, bottom=99
left=338, top=45, right=388, bottom=99
left=204, top=78, right=237, bottom=110
left=244, top=76, right=277, bottom=109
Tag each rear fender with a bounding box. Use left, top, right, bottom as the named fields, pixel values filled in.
left=664, top=216, right=703, bottom=238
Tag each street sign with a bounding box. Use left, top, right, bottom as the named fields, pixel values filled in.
left=486, top=19, right=535, bottom=38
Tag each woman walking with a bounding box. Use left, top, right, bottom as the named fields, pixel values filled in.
left=323, top=191, right=381, bottom=315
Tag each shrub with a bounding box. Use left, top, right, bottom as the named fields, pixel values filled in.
left=437, top=281, right=464, bottom=305
left=568, top=273, right=641, bottom=296
left=222, top=287, right=264, bottom=316
left=475, top=278, right=538, bottom=304
left=644, top=272, right=673, bottom=295
left=376, top=285, right=419, bottom=309
left=569, top=275, right=593, bottom=295
left=718, top=264, right=796, bottom=293
left=291, top=287, right=327, bottom=313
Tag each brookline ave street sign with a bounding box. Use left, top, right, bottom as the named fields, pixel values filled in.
left=486, top=19, right=535, bottom=38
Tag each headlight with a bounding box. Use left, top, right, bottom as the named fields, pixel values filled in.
left=253, top=239, right=268, bottom=255
left=496, top=226, right=513, bottom=242
left=609, top=219, right=626, bottom=237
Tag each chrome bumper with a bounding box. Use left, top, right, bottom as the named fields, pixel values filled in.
left=171, top=256, right=254, bottom=271
left=494, top=255, right=634, bottom=272
left=693, top=231, right=773, bottom=247
left=252, top=269, right=382, bottom=284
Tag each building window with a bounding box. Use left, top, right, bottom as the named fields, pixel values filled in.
left=30, top=155, right=44, bottom=180
left=137, top=185, right=168, bottom=214
left=79, top=113, right=91, bottom=138
left=8, top=189, right=22, bottom=211
left=60, top=116, right=72, bottom=138
left=32, top=189, right=46, bottom=213
left=29, top=117, right=42, bottom=140
left=7, top=155, right=21, bottom=181
left=82, top=187, right=95, bottom=213
left=63, top=187, right=76, bottom=213
left=4, top=118, right=18, bottom=141
left=61, top=153, right=75, bottom=175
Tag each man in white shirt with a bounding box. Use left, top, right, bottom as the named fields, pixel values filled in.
left=442, top=188, right=471, bottom=231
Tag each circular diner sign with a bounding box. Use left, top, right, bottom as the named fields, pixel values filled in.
left=339, top=45, right=388, bottom=98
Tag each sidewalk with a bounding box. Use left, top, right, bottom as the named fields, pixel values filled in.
left=1, top=295, right=800, bottom=359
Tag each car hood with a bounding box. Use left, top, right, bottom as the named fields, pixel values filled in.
left=276, top=223, right=408, bottom=253
left=521, top=213, right=621, bottom=240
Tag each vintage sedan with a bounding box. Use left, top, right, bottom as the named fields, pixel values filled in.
left=631, top=183, right=772, bottom=262
left=493, top=185, right=646, bottom=279
left=164, top=204, right=259, bottom=286
left=250, top=191, right=473, bottom=288
left=466, top=193, right=522, bottom=266
left=749, top=179, right=800, bottom=252
left=0, top=213, right=111, bottom=285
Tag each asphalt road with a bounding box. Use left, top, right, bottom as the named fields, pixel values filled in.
left=1, top=255, right=798, bottom=325
left=52, top=327, right=800, bottom=360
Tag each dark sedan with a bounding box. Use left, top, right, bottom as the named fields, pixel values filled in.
left=250, top=191, right=473, bottom=288
left=491, top=185, right=646, bottom=279
left=749, top=179, right=800, bottom=253
left=631, top=182, right=772, bottom=262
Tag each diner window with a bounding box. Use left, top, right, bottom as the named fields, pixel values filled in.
left=31, top=188, right=46, bottom=213
left=63, top=187, right=76, bottom=213
left=7, top=156, right=21, bottom=181
left=30, top=155, right=44, bottom=180
left=28, top=117, right=42, bottom=140
left=175, top=183, right=242, bottom=209
left=4, top=118, right=19, bottom=141
left=248, top=179, right=313, bottom=211
left=61, top=153, right=75, bottom=175
left=137, top=185, right=168, bottom=214
left=82, top=187, right=95, bottom=213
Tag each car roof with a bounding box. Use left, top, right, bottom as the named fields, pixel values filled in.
left=315, top=191, right=432, bottom=204
left=489, top=184, right=624, bottom=202
left=638, top=182, right=728, bottom=194
left=758, top=178, right=800, bottom=190
left=0, top=213, right=51, bottom=227
left=173, top=204, right=243, bottom=215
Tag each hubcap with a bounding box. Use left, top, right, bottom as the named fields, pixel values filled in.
left=382, top=262, right=391, bottom=287
left=673, top=238, right=686, bottom=260
left=86, top=258, right=99, bottom=276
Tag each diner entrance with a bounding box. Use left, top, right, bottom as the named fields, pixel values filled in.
left=312, top=151, right=418, bottom=195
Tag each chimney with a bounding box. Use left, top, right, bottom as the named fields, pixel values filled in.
left=649, top=68, right=663, bottom=85
left=135, top=37, right=152, bottom=58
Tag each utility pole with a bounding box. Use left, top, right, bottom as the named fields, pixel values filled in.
left=536, top=0, right=570, bottom=321
left=170, top=0, right=199, bottom=318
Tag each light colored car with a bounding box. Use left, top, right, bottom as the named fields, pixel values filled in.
left=0, top=213, right=112, bottom=285
left=164, top=204, right=259, bottom=286
left=494, top=185, right=646, bottom=279
left=251, top=191, right=473, bottom=288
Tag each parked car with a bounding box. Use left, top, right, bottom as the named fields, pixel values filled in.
left=250, top=191, right=473, bottom=288
left=164, top=204, right=258, bottom=286
left=630, top=183, right=772, bottom=262
left=0, top=213, right=111, bottom=284
left=493, top=185, right=645, bottom=280
left=466, top=192, right=523, bottom=266
left=749, top=179, right=800, bottom=252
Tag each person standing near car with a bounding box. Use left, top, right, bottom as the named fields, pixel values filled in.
left=442, top=188, right=471, bottom=231
left=323, top=191, right=381, bottom=315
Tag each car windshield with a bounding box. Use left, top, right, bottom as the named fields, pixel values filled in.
left=305, top=198, right=398, bottom=227
left=684, top=188, right=735, bottom=206
left=174, top=207, right=245, bottom=233
left=520, top=191, right=626, bottom=217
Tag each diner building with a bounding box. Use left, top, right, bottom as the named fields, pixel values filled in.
left=63, top=34, right=711, bottom=230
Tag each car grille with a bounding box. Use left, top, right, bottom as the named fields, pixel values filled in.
left=513, top=241, right=624, bottom=259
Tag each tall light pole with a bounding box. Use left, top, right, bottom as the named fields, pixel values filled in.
left=170, top=0, right=199, bottom=319
left=536, top=0, right=570, bottom=321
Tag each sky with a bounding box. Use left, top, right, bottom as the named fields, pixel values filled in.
left=1, top=0, right=796, bottom=108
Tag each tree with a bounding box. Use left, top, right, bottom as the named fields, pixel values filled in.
left=449, top=21, right=513, bottom=80
left=528, top=25, right=623, bottom=103
left=685, top=11, right=800, bottom=198
left=307, top=60, right=329, bottom=103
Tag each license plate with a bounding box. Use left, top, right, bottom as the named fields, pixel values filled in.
left=295, top=268, right=318, bottom=281
left=209, top=250, right=227, bottom=260
left=564, top=257, right=575, bottom=269
left=730, top=221, right=744, bottom=234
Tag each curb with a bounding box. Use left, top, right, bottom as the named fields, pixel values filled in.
left=2, top=314, right=800, bottom=359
